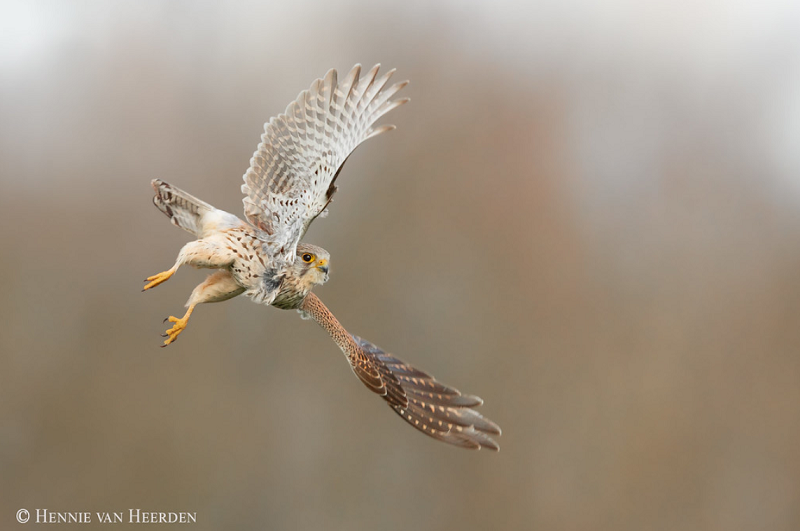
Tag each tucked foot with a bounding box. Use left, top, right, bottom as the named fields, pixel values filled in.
left=160, top=305, right=195, bottom=347
left=143, top=269, right=175, bottom=291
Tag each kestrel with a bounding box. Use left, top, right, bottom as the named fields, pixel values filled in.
left=144, top=64, right=501, bottom=450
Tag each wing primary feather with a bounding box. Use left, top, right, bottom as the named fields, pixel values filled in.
left=360, top=68, right=396, bottom=117
left=368, top=81, right=409, bottom=115
left=322, top=68, right=337, bottom=116
left=374, top=95, right=410, bottom=120
left=240, top=64, right=409, bottom=268
left=340, top=64, right=361, bottom=118
left=365, top=124, right=396, bottom=141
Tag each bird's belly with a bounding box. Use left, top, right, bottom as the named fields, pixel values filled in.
left=232, top=261, right=283, bottom=306
left=270, top=288, right=307, bottom=310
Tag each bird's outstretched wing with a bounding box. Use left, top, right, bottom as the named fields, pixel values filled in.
left=241, top=64, right=409, bottom=267
left=300, top=293, right=501, bottom=450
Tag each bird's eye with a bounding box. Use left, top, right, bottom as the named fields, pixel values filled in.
left=302, top=253, right=314, bottom=263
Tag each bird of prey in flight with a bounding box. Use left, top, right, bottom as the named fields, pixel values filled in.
left=144, top=64, right=501, bottom=450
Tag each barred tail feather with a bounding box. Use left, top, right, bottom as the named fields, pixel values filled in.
left=300, top=293, right=501, bottom=450
left=151, top=179, right=240, bottom=238
left=352, top=335, right=502, bottom=451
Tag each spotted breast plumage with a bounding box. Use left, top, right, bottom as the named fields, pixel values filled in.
left=144, top=64, right=501, bottom=450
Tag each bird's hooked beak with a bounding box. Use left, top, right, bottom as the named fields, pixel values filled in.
left=316, top=259, right=329, bottom=275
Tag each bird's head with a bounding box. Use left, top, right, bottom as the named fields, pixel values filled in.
left=292, top=243, right=330, bottom=287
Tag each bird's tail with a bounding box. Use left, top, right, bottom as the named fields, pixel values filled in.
left=300, top=292, right=501, bottom=450
left=151, top=179, right=216, bottom=237
left=351, top=334, right=502, bottom=450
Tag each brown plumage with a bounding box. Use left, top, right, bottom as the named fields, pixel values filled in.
left=300, top=294, right=501, bottom=449
left=144, top=64, right=501, bottom=450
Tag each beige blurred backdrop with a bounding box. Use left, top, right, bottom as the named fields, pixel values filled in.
left=2, top=1, right=800, bottom=529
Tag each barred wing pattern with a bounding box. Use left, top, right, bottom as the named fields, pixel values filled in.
left=241, top=64, right=409, bottom=267
left=301, top=293, right=501, bottom=450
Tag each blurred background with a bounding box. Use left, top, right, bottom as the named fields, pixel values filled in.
left=1, top=0, right=799, bottom=529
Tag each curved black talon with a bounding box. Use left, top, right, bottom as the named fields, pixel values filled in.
left=163, top=317, right=170, bottom=323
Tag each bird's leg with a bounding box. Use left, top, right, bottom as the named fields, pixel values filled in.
left=143, top=240, right=234, bottom=292
left=143, top=266, right=177, bottom=291
left=161, top=304, right=196, bottom=347
left=159, top=271, right=244, bottom=347
left=143, top=248, right=189, bottom=291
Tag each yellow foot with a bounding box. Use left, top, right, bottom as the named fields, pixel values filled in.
left=143, top=269, right=174, bottom=291
left=160, top=305, right=195, bottom=347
